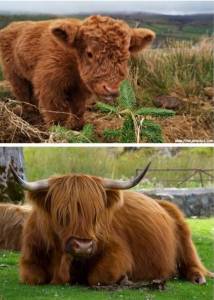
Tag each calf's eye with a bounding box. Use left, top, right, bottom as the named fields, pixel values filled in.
left=87, top=51, right=93, bottom=59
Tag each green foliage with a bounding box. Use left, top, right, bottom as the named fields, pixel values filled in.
left=81, top=124, right=96, bottom=142
left=121, top=115, right=136, bottom=143
left=95, top=102, right=117, bottom=114
left=141, top=120, right=163, bottom=143
left=118, top=79, right=136, bottom=109
left=136, top=107, right=175, bottom=118
left=49, top=124, right=96, bottom=143
left=103, top=128, right=121, bottom=142
left=95, top=80, right=175, bottom=143
left=0, top=219, right=213, bottom=300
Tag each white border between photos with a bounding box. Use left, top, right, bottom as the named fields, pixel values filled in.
left=1, top=143, right=214, bottom=148
left=2, top=0, right=214, bottom=2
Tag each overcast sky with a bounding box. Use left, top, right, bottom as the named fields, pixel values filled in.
left=0, top=1, right=213, bottom=15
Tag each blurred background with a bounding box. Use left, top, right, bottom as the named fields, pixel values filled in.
left=0, top=146, right=213, bottom=217
left=23, top=147, right=214, bottom=188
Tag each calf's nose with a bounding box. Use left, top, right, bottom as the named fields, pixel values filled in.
left=103, top=84, right=120, bottom=97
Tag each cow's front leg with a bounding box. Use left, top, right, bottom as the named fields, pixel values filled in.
left=50, top=253, right=72, bottom=285
left=87, top=243, right=133, bottom=286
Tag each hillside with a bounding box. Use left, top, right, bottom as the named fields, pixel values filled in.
left=0, top=12, right=213, bottom=45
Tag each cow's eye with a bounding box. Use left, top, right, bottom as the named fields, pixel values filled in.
left=87, top=51, right=93, bottom=59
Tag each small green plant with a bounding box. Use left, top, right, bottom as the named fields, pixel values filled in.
left=49, top=124, right=96, bottom=143
left=96, top=80, right=175, bottom=143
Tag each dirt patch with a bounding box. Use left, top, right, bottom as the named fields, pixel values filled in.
left=0, top=96, right=213, bottom=143
left=158, top=115, right=213, bottom=143
left=0, top=98, right=124, bottom=143
left=0, top=99, right=48, bottom=143
left=91, top=278, right=166, bottom=291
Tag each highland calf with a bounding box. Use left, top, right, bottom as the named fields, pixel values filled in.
left=10, top=163, right=213, bottom=286
left=0, top=203, right=30, bottom=251
left=0, top=16, right=155, bottom=129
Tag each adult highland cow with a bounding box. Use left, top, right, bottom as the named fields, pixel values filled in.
left=9, top=163, right=213, bottom=287
left=0, top=16, right=155, bottom=129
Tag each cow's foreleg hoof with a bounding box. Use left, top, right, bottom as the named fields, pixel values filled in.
left=187, top=267, right=206, bottom=285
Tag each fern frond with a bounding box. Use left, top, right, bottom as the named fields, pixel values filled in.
left=136, top=107, right=175, bottom=118
left=95, top=102, right=117, bottom=114
left=141, top=120, right=163, bottom=143
left=118, top=80, right=136, bottom=109
left=103, top=129, right=121, bottom=142
left=120, top=115, right=136, bottom=143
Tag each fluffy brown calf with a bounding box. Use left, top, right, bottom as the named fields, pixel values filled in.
left=0, top=16, right=155, bottom=129
left=10, top=163, right=213, bottom=287
left=0, top=203, right=30, bottom=251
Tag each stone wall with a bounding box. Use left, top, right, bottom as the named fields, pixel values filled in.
left=140, top=188, right=214, bottom=217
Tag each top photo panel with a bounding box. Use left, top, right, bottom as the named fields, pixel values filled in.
left=0, top=1, right=213, bottom=144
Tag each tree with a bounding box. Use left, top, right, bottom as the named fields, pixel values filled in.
left=0, top=147, right=24, bottom=203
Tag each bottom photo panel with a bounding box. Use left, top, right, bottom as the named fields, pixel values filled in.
left=0, top=146, right=213, bottom=300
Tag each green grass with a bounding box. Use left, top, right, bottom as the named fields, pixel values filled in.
left=0, top=219, right=213, bottom=300
left=49, top=124, right=96, bottom=143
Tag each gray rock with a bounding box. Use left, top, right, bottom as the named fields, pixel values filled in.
left=153, top=95, right=183, bottom=110
left=139, top=188, right=214, bottom=217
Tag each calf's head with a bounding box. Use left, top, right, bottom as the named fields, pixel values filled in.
left=10, top=162, right=150, bottom=258
left=51, top=15, right=155, bottom=101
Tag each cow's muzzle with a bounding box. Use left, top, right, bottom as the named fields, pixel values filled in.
left=65, top=237, right=96, bottom=258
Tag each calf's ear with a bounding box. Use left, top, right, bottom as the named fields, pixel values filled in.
left=129, top=28, right=155, bottom=53
left=50, top=20, right=80, bottom=47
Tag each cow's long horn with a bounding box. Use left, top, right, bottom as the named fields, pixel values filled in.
left=9, top=163, right=49, bottom=192
left=103, top=161, right=151, bottom=190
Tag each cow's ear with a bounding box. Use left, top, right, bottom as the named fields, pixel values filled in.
left=50, top=21, right=80, bottom=47
left=129, top=28, right=155, bottom=53
left=105, top=190, right=124, bottom=210
left=27, top=191, right=51, bottom=213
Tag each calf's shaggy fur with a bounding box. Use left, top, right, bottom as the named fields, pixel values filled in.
left=0, top=16, right=155, bottom=129
left=16, top=174, right=212, bottom=286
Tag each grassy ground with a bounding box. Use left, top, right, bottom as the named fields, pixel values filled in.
left=0, top=219, right=213, bottom=300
